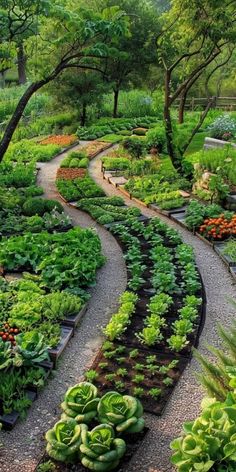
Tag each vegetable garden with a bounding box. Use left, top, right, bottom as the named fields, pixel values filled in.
left=1, top=0, right=236, bottom=471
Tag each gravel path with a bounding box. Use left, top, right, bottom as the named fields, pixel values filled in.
left=1, top=143, right=236, bottom=472
left=89, top=150, right=236, bottom=472
left=0, top=143, right=126, bottom=472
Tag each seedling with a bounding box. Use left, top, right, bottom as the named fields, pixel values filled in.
left=146, top=355, right=157, bottom=364
left=114, top=380, right=126, bottom=392
left=116, top=368, right=128, bottom=377
left=129, top=348, right=139, bottom=359
left=133, top=363, right=145, bottom=371
left=105, top=373, right=116, bottom=382
left=102, top=341, right=114, bottom=352
left=85, top=370, right=98, bottom=382
left=163, top=377, right=174, bottom=387
left=117, top=356, right=126, bottom=364
left=133, top=374, right=145, bottom=384
left=133, top=387, right=144, bottom=398
left=98, top=362, right=108, bottom=370
left=149, top=388, right=162, bottom=400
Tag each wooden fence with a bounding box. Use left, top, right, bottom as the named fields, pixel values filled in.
left=173, top=97, right=236, bottom=111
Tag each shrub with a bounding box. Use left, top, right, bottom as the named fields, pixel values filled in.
left=133, top=128, right=148, bottom=136
left=123, top=137, right=146, bottom=159
left=208, top=114, right=236, bottom=140
left=23, top=198, right=63, bottom=216
left=146, top=126, right=166, bottom=152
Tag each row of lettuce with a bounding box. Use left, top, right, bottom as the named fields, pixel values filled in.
left=0, top=141, right=106, bottom=424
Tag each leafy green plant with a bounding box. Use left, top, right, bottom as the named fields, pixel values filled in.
left=46, top=419, right=82, bottom=463
left=171, top=395, right=236, bottom=472
left=61, top=382, right=99, bottom=423
left=15, top=332, right=50, bottom=366
left=97, top=391, right=145, bottom=433
left=80, top=424, right=126, bottom=471
left=85, top=370, right=99, bottom=382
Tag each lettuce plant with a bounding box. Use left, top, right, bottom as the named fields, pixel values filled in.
left=97, top=391, right=145, bottom=433
left=61, top=382, right=99, bottom=423
left=46, top=419, right=82, bottom=463
left=171, top=395, right=236, bottom=471
left=80, top=424, right=126, bottom=471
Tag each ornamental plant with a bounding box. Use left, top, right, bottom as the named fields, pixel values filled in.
left=80, top=424, right=126, bottom=471
left=61, top=382, right=99, bottom=423
left=171, top=395, right=236, bottom=471
left=46, top=418, right=82, bottom=463
left=97, top=391, right=145, bottom=433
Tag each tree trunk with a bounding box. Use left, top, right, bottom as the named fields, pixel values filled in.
left=0, top=81, right=45, bottom=160
left=17, top=42, right=27, bottom=85
left=178, top=90, right=187, bottom=124
left=0, top=71, right=6, bottom=88
left=164, top=70, right=182, bottom=171
left=182, top=98, right=214, bottom=154
left=80, top=102, right=87, bottom=126
left=113, top=89, right=119, bottom=118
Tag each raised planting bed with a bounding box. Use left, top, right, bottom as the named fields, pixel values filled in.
left=62, top=303, right=88, bottom=331
left=85, top=217, right=206, bottom=416
left=214, top=241, right=236, bottom=268
left=49, top=326, right=74, bottom=367
left=91, top=345, right=188, bottom=415
left=0, top=390, right=37, bottom=431
left=81, top=141, right=113, bottom=160
left=35, top=427, right=149, bottom=472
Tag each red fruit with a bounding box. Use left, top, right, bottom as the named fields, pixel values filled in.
left=2, top=335, right=7, bottom=341
left=9, top=335, right=14, bottom=342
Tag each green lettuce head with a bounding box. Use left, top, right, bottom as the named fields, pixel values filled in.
left=80, top=423, right=126, bottom=471
left=46, top=418, right=83, bottom=463
left=61, top=382, right=99, bottom=423
left=97, top=391, right=145, bottom=433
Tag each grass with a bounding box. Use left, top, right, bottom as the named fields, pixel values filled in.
left=97, top=134, right=126, bottom=143
left=184, top=131, right=208, bottom=156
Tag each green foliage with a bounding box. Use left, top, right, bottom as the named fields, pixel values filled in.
left=4, top=140, right=60, bottom=164
left=56, top=175, right=105, bottom=201
left=146, top=125, right=166, bottom=152
left=0, top=227, right=105, bottom=291
left=123, top=137, right=146, bottom=159
left=171, top=395, right=236, bottom=471
left=23, top=198, right=63, bottom=216
left=61, top=382, right=99, bottom=423
left=103, top=292, right=138, bottom=341
left=15, top=332, right=50, bottom=366
left=80, top=424, right=126, bottom=471
left=97, top=391, right=145, bottom=433
left=46, top=419, right=83, bottom=463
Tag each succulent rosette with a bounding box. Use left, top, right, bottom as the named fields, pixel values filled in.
left=45, top=418, right=83, bottom=463
left=61, top=382, right=99, bottom=423
left=97, top=391, right=145, bottom=433
left=80, top=423, right=126, bottom=471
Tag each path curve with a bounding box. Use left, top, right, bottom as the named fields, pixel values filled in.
left=0, top=143, right=127, bottom=472
left=89, top=149, right=236, bottom=472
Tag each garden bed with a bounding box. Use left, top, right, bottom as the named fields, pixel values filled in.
left=35, top=427, right=149, bottom=472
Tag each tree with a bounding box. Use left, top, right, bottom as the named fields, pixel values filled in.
left=51, top=69, right=108, bottom=126
left=157, top=0, right=236, bottom=171
left=0, top=1, right=128, bottom=160
left=99, top=0, right=160, bottom=117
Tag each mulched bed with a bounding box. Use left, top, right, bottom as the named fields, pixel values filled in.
left=56, top=168, right=87, bottom=180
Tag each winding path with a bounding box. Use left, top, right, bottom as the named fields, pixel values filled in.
left=1, top=143, right=236, bottom=472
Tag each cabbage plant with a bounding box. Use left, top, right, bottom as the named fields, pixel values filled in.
left=98, top=392, right=145, bottom=433
left=80, top=424, right=126, bottom=471
left=61, top=382, right=99, bottom=423
left=171, top=395, right=236, bottom=471
left=15, top=331, right=49, bottom=366
left=46, top=418, right=82, bottom=463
